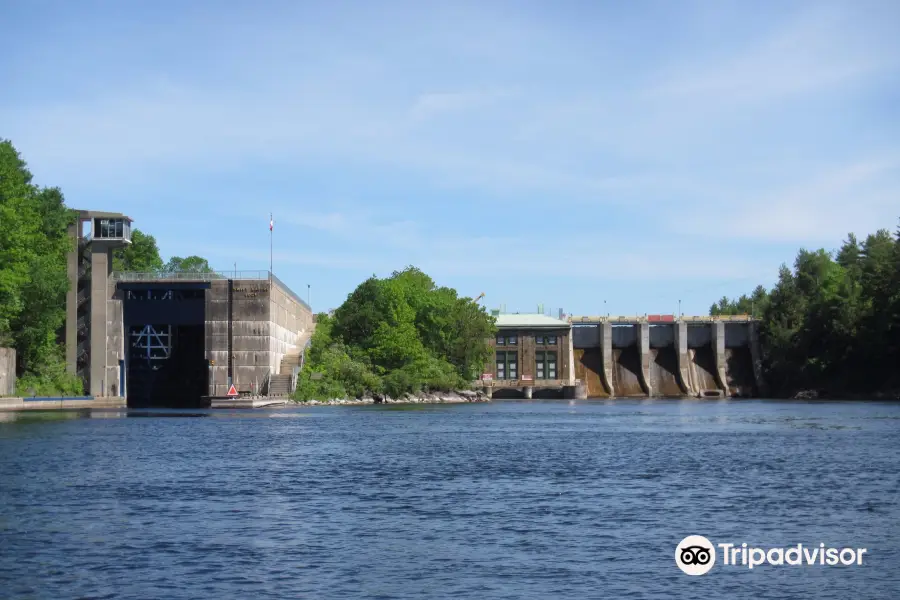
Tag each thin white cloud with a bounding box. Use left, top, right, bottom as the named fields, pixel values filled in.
left=671, top=157, right=900, bottom=243
left=645, top=6, right=894, bottom=105
left=408, top=89, right=513, bottom=122
left=2, top=0, right=897, bottom=255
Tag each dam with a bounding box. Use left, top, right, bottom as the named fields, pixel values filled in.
left=570, top=316, right=763, bottom=398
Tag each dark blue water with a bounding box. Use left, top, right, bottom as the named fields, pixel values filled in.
left=1, top=399, right=898, bottom=599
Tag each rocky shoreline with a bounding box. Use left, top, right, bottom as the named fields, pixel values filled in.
left=295, top=389, right=491, bottom=406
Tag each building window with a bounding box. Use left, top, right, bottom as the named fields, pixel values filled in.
left=496, top=351, right=518, bottom=380
left=536, top=351, right=557, bottom=379
left=507, top=334, right=517, bottom=345
left=547, top=335, right=557, bottom=345
left=535, top=334, right=557, bottom=345
left=496, top=334, right=505, bottom=346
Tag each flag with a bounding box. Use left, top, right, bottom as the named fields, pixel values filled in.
left=269, top=215, right=274, bottom=231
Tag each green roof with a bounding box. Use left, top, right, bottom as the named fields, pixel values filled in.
left=494, top=313, right=570, bottom=329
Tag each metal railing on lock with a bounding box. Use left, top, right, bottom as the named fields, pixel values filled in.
left=113, top=270, right=272, bottom=282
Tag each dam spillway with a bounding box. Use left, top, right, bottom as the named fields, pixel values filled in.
left=569, top=317, right=762, bottom=398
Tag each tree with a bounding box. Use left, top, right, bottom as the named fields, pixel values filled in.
left=0, top=140, right=81, bottom=394
left=164, top=255, right=214, bottom=273
left=296, top=266, right=496, bottom=400
left=713, top=221, right=900, bottom=397
left=113, top=229, right=164, bottom=273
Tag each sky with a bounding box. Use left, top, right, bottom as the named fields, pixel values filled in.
left=2, top=0, right=899, bottom=316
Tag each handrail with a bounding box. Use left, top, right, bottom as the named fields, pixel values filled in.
left=568, top=314, right=758, bottom=323
left=114, top=270, right=267, bottom=281
left=112, top=270, right=312, bottom=312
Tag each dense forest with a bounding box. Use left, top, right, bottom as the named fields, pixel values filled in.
left=295, top=267, right=496, bottom=400
left=0, top=139, right=211, bottom=395
left=711, top=225, right=900, bottom=397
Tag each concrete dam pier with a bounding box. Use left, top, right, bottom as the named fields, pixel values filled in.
left=570, top=317, right=763, bottom=399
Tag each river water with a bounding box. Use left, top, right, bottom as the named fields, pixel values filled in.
left=1, top=399, right=898, bottom=599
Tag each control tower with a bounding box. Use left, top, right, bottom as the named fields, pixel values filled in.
left=65, top=211, right=133, bottom=396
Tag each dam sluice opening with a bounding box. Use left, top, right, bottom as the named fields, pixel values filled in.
left=649, top=347, right=682, bottom=397
left=611, top=347, right=644, bottom=397
left=689, top=346, right=720, bottom=394
left=725, top=346, right=756, bottom=397
left=574, top=348, right=609, bottom=398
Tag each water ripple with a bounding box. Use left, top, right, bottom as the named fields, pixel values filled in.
left=0, top=399, right=898, bottom=599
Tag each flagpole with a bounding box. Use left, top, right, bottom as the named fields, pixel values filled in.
left=269, top=212, right=273, bottom=278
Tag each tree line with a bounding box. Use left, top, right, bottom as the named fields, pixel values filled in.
left=0, top=139, right=211, bottom=395
left=711, top=224, right=900, bottom=397
left=295, top=267, right=496, bottom=400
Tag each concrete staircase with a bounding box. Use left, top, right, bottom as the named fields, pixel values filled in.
left=280, top=353, right=303, bottom=374
left=270, top=326, right=315, bottom=397
left=267, top=374, right=292, bottom=397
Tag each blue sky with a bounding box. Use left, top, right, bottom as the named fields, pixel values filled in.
left=3, top=0, right=899, bottom=316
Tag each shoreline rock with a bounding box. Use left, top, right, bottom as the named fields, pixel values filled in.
left=295, top=389, right=490, bottom=407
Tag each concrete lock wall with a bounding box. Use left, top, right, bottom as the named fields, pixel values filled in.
left=0, top=348, right=15, bottom=396
left=268, top=281, right=312, bottom=374
left=206, top=279, right=273, bottom=396
left=205, top=278, right=312, bottom=397
left=206, top=280, right=231, bottom=397
left=105, top=280, right=124, bottom=397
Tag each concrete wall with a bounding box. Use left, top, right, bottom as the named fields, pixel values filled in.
left=205, top=279, right=272, bottom=396
left=572, top=325, right=600, bottom=347
left=231, top=281, right=271, bottom=393
left=638, top=322, right=652, bottom=396
left=599, top=322, right=614, bottom=395
left=65, top=222, right=78, bottom=374
left=674, top=323, right=693, bottom=396
left=687, top=324, right=712, bottom=347
left=648, top=324, right=675, bottom=348
left=724, top=323, right=750, bottom=348
left=205, top=280, right=231, bottom=396
left=105, top=280, right=124, bottom=397
left=712, top=321, right=728, bottom=391
left=269, top=280, right=313, bottom=373
left=204, top=277, right=311, bottom=396
left=0, top=348, right=15, bottom=396
left=611, top=325, right=637, bottom=347
left=89, top=246, right=113, bottom=396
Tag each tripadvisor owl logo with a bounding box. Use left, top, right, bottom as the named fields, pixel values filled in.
left=676, top=535, right=716, bottom=575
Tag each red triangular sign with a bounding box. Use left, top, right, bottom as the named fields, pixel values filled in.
left=226, top=384, right=239, bottom=397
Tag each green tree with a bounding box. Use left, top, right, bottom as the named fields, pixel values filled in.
left=0, top=140, right=81, bottom=394
left=113, top=229, right=164, bottom=273
left=164, top=255, right=214, bottom=273
left=296, top=266, right=496, bottom=400
left=714, top=221, right=900, bottom=397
